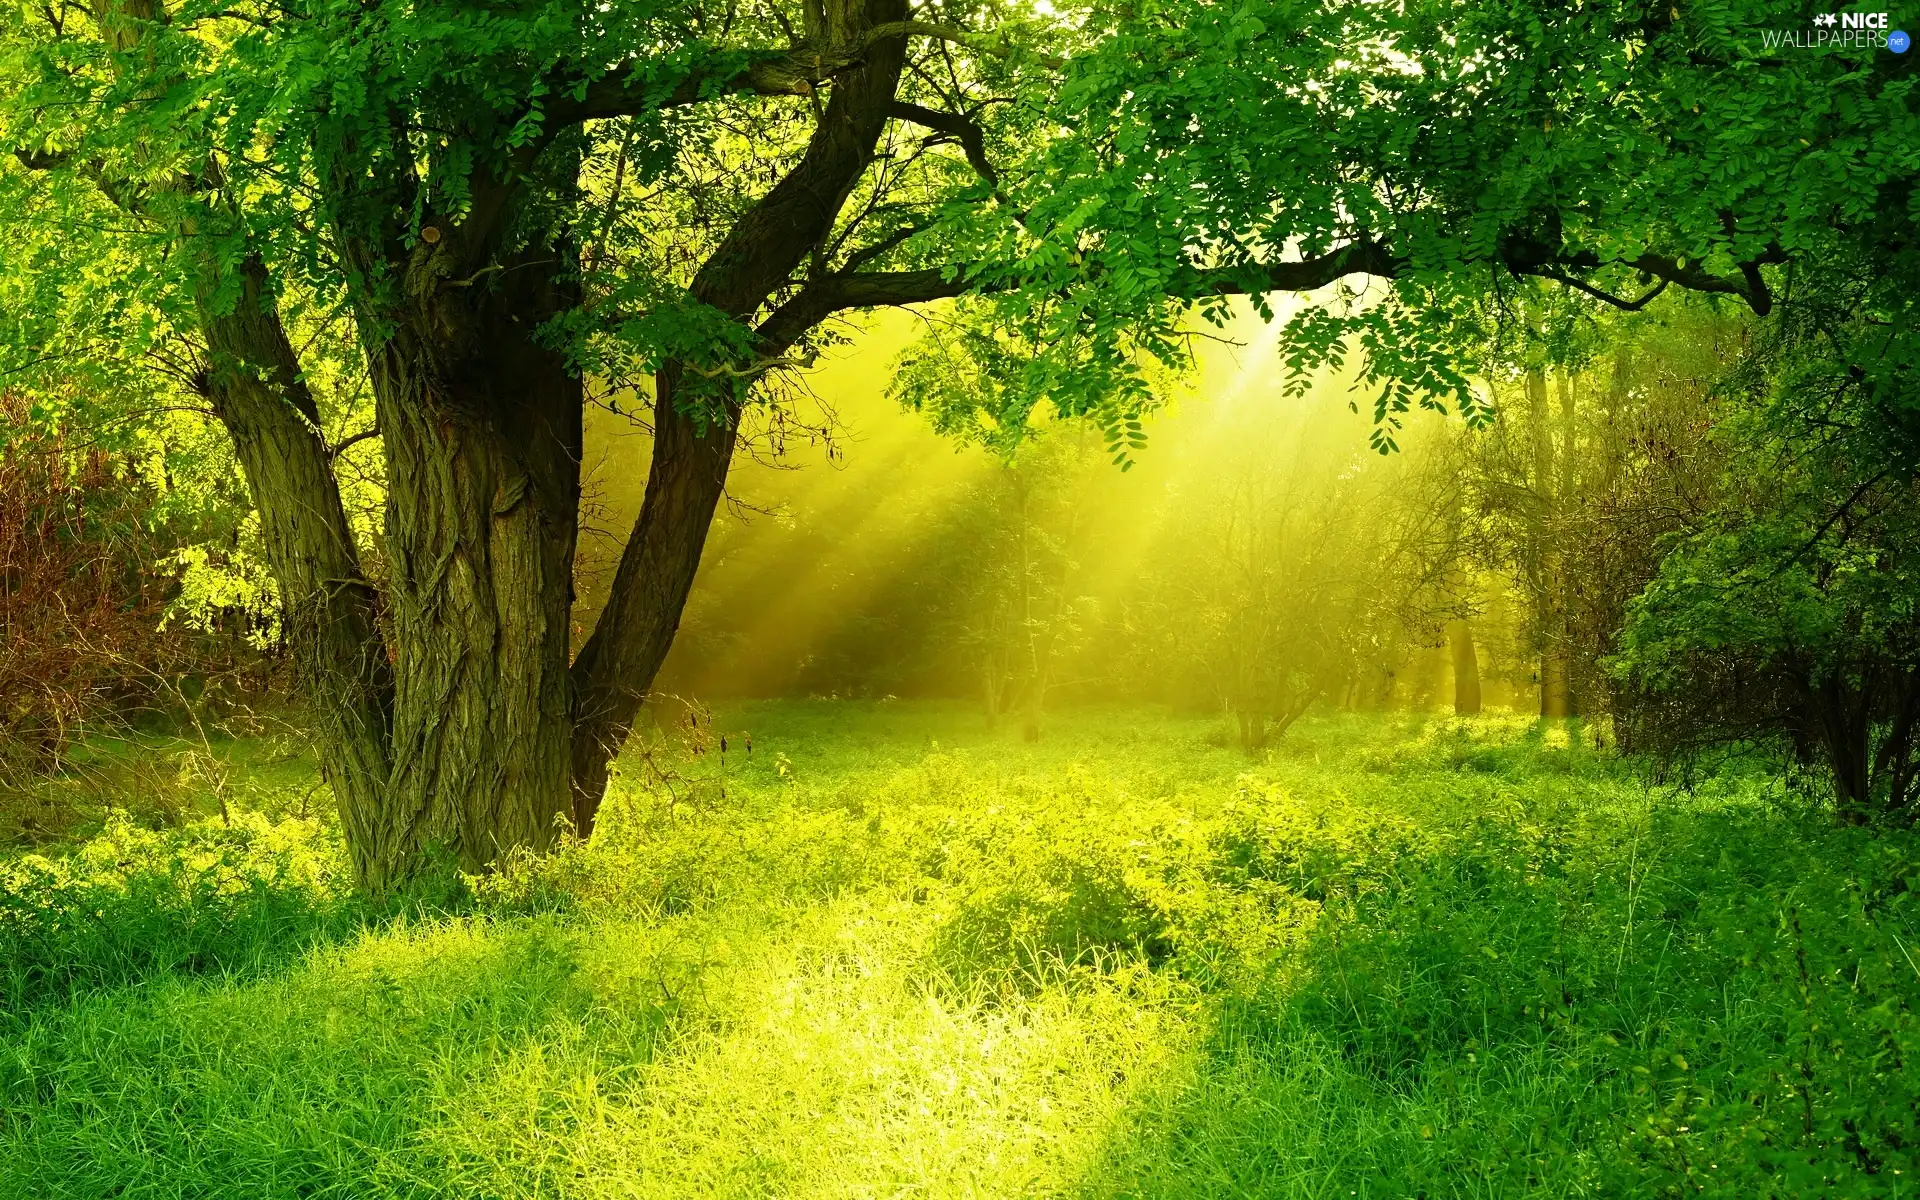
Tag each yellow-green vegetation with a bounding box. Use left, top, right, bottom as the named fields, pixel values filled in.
left=4, top=704, right=1919, bottom=1199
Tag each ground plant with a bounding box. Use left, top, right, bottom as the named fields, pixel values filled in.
left=4, top=705, right=1917, bottom=1198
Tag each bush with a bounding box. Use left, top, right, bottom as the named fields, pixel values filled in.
left=0, top=810, right=357, bottom=1016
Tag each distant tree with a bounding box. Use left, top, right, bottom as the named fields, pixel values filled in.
left=1204, top=462, right=1364, bottom=749
left=1123, top=402, right=1451, bottom=748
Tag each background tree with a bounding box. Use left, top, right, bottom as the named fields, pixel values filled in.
left=1614, top=282, right=1920, bottom=823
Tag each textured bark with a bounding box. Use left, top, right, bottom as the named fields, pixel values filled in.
left=84, top=2, right=404, bottom=888
left=366, top=245, right=584, bottom=885
left=198, top=257, right=396, bottom=884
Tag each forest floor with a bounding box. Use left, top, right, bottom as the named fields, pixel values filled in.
left=4, top=703, right=1920, bottom=1199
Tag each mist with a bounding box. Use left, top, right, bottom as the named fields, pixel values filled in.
left=576, top=304, right=1515, bottom=726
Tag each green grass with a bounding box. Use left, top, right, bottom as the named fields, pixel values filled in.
left=4, top=703, right=1920, bottom=1198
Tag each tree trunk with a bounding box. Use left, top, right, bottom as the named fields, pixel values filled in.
left=1237, top=708, right=1268, bottom=752
left=198, top=257, right=396, bottom=885
left=1448, top=619, right=1482, bottom=716
left=1815, top=676, right=1874, bottom=823
left=1527, top=363, right=1573, bottom=720
left=1539, top=654, right=1571, bottom=719
left=568, top=365, right=739, bottom=831
left=983, top=654, right=1006, bottom=726
left=567, top=0, right=909, bottom=832
left=362, top=250, right=584, bottom=888
left=1553, top=369, right=1580, bottom=718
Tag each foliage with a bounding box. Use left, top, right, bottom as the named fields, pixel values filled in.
left=897, top=0, right=1918, bottom=450
left=1613, top=292, right=1920, bottom=821
left=1429, top=302, right=1753, bottom=720
left=0, top=808, right=355, bottom=1019
left=3, top=704, right=1918, bottom=1197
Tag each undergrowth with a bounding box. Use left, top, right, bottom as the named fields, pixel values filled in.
left=3, top=704, right=1918, bottom=1198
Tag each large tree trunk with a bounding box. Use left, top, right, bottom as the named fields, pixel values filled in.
left=215, top=244, right=592, bottom=892
left=363, top=246, right=584, bottom=887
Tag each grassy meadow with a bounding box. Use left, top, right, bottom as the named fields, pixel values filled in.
left=4, top=703, right=1919, bottom=1199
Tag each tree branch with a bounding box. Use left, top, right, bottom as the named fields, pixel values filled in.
left=757, top=268, right=972, bottom=349
left=753, top=239, right=1405, bottom=354
left=1501, top=231, right=1783, bottom=315
left=540, top=22, right=1058, bottom=131
left=1531, top=270, right=1670, bottom=312
left=1198, top=240, right=1402, bottom=294
left=889, top=100, right=998, bottom=184
left=327, top=427, right=381, bottom=458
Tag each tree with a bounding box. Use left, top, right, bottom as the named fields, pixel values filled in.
left=2, top=0, right=1903, bottom=888
left=1114, top=394, right=1453, bottom=749
left=956, top=440, right=1096, bottom=739
left=1, top=0, right=1080, bottom=890
left=1614, top=283, right=1920, bottom=822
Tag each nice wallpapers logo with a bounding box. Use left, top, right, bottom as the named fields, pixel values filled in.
left=1759, top=9, right=1911, bottom=50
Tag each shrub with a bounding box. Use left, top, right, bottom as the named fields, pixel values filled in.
left=0, top=810, right=356, bottom=1016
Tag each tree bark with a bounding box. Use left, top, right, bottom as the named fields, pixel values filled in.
left=364, top=244, right=584, bottom=885
left=198, top=257, right=396, bottom=885
left=1815, top=675, right=1874, bottom=822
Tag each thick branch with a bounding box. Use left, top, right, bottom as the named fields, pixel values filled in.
left=760, top=267, right=970, bottom=346
left=756, top=239, right=1403, bottom=346
left=1198, top=240, right=1402, bottom=295
left=889, top=100, right=998, bottom=183
left=542, top=21, right=1058, bottom=129
left=542, top=50, right=836, bottom=127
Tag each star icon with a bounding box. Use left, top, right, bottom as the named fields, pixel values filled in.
left=1814, top=12, right=1837, bottom=25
